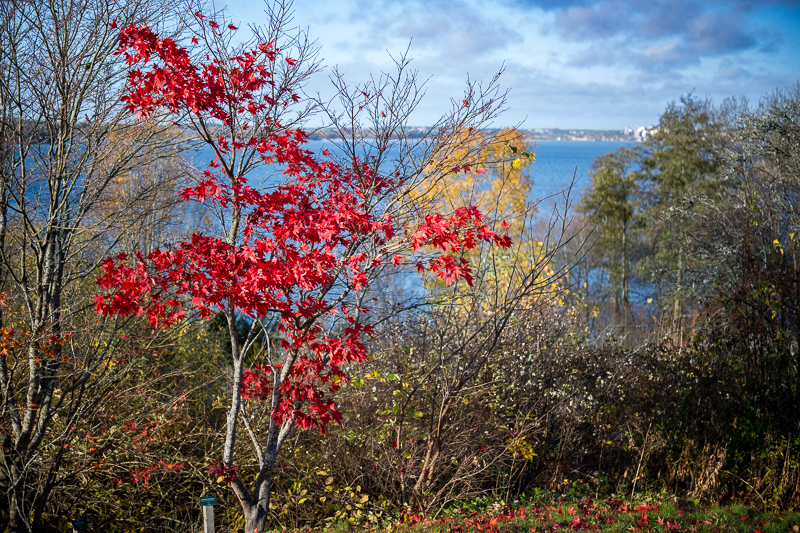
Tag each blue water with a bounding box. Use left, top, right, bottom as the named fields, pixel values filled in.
left=527, top=141, right=635, bottom=200
left=300, top=139, right=635, bottom=202
left=192, top=139, right=636, bottom=202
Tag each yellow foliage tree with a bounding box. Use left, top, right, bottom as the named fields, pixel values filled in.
left=422, top=127, right=534, bottom=236
left=418, top=128, right=564, bottom=311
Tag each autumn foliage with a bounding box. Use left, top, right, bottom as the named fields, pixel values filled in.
left=95, top=18, right=510, bottom=432
left=8, top=0, right=800, bottom=529
left=90, top=13, right=512, bottom=531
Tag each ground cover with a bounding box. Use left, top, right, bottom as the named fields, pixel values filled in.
left=271, top=495, right=800, bottom=533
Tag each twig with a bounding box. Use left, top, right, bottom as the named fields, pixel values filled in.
left=631, top=422, right=651, bottom=501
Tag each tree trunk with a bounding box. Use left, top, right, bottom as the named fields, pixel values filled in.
left=7, top=456, right=28, bottom=533
left=622, top=219, right=629, bottom=327
left=243, top=504, right=269, bottom=533
left=673, top=244, right=684, bottom=328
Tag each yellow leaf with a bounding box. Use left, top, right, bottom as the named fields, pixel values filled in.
left=416, top=127, right=558, bottom=314
left=216, top=476, right=225, bottom=483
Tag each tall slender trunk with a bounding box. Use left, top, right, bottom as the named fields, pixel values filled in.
left=621, top=219, right=629, bottom=327
left=673, top=244, right=684, bottom=326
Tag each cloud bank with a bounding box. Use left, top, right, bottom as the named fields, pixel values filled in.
left=228, top=0, right=800, bottom=128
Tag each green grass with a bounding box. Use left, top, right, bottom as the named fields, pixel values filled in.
left=274, top=495, right=800, bottom=533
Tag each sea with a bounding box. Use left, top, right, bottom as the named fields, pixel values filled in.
left=304, top=139, right=636, bottom=203
left=194, top=139, right=636, bottom=203
left=525, top=140, right=635, bottom=199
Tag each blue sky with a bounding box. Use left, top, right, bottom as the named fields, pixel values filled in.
left=225, top=0, right=800, bottom=129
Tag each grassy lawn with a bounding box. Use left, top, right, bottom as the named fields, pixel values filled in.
left=277, top=496, right=800, bottom=533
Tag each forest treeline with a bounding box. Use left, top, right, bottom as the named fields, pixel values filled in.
left=1, top=0, right=799, bottom=530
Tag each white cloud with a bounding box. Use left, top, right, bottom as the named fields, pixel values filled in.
left=223, top=0, right=800, bottom=127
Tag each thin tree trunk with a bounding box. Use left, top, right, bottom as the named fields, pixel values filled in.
left=622, top=219, right=629, bottom=327
left=673, top=244, right=684, bottom=329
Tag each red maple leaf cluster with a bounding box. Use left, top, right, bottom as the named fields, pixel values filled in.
left=115, top=20, right=294, bottom=123
left=95, top=19, right=512, bottom=433
left=207, top=459, right=240, bottom=485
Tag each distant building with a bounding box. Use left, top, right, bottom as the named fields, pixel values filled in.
left=633, top=126, right=657, bottom=141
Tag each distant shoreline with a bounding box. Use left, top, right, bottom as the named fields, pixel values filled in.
left=304, top=127, right=645, bottom=143
left=163, top=124, right=648, bottom=144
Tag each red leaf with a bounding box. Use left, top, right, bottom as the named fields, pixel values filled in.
left=102, top=21, right=511, bottom=439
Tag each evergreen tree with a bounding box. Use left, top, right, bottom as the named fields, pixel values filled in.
left=579, top=146, right=641, bottom=325
left=637, top=94, right=729, bottom=323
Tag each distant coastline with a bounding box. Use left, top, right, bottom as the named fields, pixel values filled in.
left=304, top=127, right=649, bottom=143
left=526, top=127, right=648, bottom=142
left=163, top=124, right=650, bottom=143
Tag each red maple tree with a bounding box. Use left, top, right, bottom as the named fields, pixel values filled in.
left=94, top=9, right=511, bottom=531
